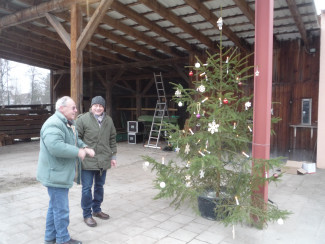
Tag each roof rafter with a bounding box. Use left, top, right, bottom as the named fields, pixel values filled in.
left=0, top=0, right=100, bottom=29
left=286, top=0, right=309, bottom=46
left=184, top=0, right=251, bottom=52
left=138, top=0, right=215, bottom=50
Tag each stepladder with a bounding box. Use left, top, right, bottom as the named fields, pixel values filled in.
left=145, top=73, right=169, bottom=149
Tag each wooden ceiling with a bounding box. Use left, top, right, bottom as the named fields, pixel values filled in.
left=0, top=0, right=320, bottom=78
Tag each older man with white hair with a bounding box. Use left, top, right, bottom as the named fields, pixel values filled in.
left=37, top=96, right=95, bottom=244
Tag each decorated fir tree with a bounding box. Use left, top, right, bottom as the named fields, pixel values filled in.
left=143, top=45, right=291, bottom=228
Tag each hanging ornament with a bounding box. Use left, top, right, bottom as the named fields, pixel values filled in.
left=200, top=72, right=206, bottom=77
left=277, top=218, right=284, bottom=225
left=196, top=123, right=201, bottom=127
left=245, top=101, right=251, bottom=110
left=217, top=17, right=223, bottom=30
left=195, top=62, right=200, bottom=68
left=219, top=97, right=222, bottom=106
left=273, top=173, right=279, bottom=178
left=185, top=143, right=190, bottom=154
left=142, top=161, right=150, bottom=171
left=255, top=68, right=260, bottom=76
left=189, top=128, right=194, bottom=135
left=161, top=157, right=165, bottom=164
left=205, top=139, right=209, bottom=149
left=223, top=98, right=228, bottom=104
left=196, top=102, right=201, bottom=118
left=185, top=175, right=191, bottom=181
left=175, top=88, right=182, bottom=97
left=174, top=141, right=180, bottom=153
left=185, top=181, right=192, bottom=188
left=160, top=182, right=166, bottom=188
left=178, top=101, right=183, bottom=107
left=208, top=120, right=219, bottom=134
left=226, top=56, right=229, bottom=63
left=238, top=81, right=242, bottom=86
left=185, top=161, right=191, bottom=168
left=189, top=70, right=194, bottom=76
left=197, top=84, right=206, bottom=93
left=248, top=126, right=252, bottom=132
left=233, top=122, right=237, bottom=130
left=199, top=169, right=205, bottom=178
left=204, top=149, right=211, bottom=154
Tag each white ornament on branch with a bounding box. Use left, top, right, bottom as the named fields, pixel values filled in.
left=175, top=89, right=182, bottom=97
left=245, top=101, right=251, bottom=110
left=208, top=120, right=219, bottom=134
left=185, top=143, right=190, bottom=154
left=142, top=161, right=150, bottom=171
left=197, top=84, right=206, bottom=93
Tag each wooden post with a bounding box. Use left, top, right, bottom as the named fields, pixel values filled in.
left=136, top=79, right=141, bottom=118
left=317, top=10, right=325, bottom=169
left=252, top=0, right=274, bottom=226
left=71, top=3, right=83, bottom=113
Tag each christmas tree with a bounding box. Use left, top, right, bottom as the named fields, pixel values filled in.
left=143, top=43, right=291, bottom=228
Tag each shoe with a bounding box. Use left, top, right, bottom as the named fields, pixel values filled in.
left=84, top=217, right=97, bottom=227
left=93, top=211, right=110, bottom=220
left=61, top=238, right=82, bottom=244
left=44, top=240, right=55, bottom=244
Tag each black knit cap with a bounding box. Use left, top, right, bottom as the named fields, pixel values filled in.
left=91, top=96, right=106, bottom=108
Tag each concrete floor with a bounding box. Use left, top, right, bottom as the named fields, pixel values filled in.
left=0, top=140, right=324, bottom=244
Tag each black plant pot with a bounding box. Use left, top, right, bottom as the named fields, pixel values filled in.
left=198, top=191, right=232, bottom=221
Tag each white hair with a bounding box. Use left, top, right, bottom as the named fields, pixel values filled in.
left=55, top=96, right=72, bottom=111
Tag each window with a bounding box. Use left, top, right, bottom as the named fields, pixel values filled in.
left=301, top=98, right=312, bottom=125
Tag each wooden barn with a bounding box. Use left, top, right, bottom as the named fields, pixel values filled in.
left=0, top=0, right=324, bottom=168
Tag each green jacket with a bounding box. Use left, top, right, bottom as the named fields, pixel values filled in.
left=37, top=111, right=86, bottom=188
left=76, top=111, right=117, bottom=170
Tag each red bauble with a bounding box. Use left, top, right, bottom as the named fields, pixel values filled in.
left=238, top=82, right=242, bottom=86
left=189, top=70, right=193, bottom=76
left=273, top=173, right=279, bottom=178
left=223, top=98, right=228, bottom=104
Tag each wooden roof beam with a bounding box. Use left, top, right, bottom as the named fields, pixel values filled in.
left=232, top=0, right=255, bottom=26
left=184, top=0, right=251, bottom=52
left=111, top=1, right=194, bottom=52
left=77, top=0, right=113, bottom=51
left=0, top=0, right=100, bottom=29
left=53, top=56, right=188, bottom=75
left=286, top=0, right=309, bottom=46
left=82, top=5, right=179, bottom=57
left=138, top=0, right=215, bottom=50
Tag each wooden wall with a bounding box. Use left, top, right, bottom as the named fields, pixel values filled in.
left=271, top=38, right=320, bottom=156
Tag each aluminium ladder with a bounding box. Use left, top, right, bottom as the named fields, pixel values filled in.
left=145, top=72, right=169, bottom=149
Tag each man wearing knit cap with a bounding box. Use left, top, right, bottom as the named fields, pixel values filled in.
left=76, top=96, right=117, bottom=227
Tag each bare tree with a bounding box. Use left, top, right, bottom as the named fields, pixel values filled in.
left=29, top=66, right=43, bottom=104
left=0, top=59, right=13, bottom=106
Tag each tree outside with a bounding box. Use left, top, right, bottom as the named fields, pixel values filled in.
left=0, top=59, right=50, bottom=106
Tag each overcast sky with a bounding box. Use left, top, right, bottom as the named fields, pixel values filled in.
left=8, top=61, right=49, bottom=94
left=314, top=0, right=325, bottom=14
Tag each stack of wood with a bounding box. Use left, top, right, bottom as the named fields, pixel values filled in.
left=0, top=104, right=53, bottom=146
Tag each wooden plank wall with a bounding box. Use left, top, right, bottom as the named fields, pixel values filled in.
left=271, top=38, right=320, bottom=155
left=0, top=105, right=52, bottom=143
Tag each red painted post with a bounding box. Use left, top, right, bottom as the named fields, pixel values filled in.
left=252, top=0, right=274, bottom=221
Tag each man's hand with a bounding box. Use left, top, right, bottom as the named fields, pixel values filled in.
left=84, top=148, right=95, bottom=157
left=78, top=148, right=86, bottom=160
left=111, top=159, right=117, bottom=168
